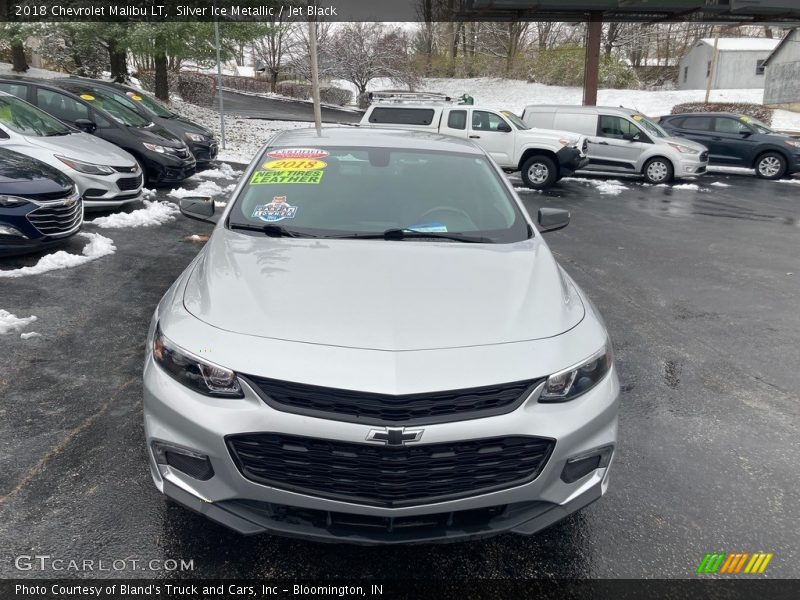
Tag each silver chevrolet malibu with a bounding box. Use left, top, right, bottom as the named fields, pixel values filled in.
left=143, top=127, right=620, bottom=543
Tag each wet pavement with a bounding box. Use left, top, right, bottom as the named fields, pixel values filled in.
left=216, top=90, right=362, bottom=123
left=0, top=169, right=798, bottom=579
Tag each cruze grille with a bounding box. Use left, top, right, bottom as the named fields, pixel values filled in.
left=26, top=197, right=83, bottom=236
left=242, top=376, right=542, bottom=425
left=117, top=174, right=142, bottom=191
left=226, top=433, right=554, bottom=507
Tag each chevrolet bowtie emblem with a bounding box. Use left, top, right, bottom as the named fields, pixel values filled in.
left=366, top=427, right=424, bottom=446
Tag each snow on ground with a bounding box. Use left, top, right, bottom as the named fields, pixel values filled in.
left=0, top=62, right=62, bottom=79
left=671, top=183, right=701, bottom=191
left=561, top=177, right=629, bottom=196
left=20, top=332, right=41, bottom=340
left=191, top=163, right=242, bottom=180
left=169, top=99, right=312, bottom=164
left=0, top=309, right=37, bottom=336
left=0, top=233, right=115, bottom=279
left=168, top=179, right=237, bottom=200
left=777, top=179, right=800, bottom=186
left=87, top=200, right=180, bottom=229
left=710, top=182, right=731, bottom=187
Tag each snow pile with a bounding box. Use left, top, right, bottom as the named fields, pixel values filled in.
left=0, top=310, right=37, bottom=336
left=168, top=180, right=236, bottom=200
left=21, top=332, right=41, bottom=340
left=88, top=200, right=179, bottom=229
left=710, top=182, right=731, bottom=187
left=562, top=177, right=629, bottom=196
left=142, top=187, right=157, bottom=199
left=0, top=233, right=115, bottom=279
left=193, top=163, right=242, bottom=180
left=777, top=179, right=800, bottom=186
left=672, top=183, right=701, bottom=191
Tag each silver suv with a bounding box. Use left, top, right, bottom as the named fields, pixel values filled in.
left=143, top=128, right=620, bottom=544
left=522, top=105, right=708, bottom=184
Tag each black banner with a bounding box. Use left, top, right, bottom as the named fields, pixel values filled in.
left=2, top=579, right=800, bottom=600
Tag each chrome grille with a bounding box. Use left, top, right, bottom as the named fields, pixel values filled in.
left=26, top=195, right=83, bottom=237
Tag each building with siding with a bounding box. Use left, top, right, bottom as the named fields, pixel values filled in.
left=763, top=28, right=800, bottom=111
left=678, top=37, right=780, bottom=90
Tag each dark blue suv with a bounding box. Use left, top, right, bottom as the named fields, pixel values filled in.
left=1, top=147, right=83, bottom=257
left=659, top=112, right=800, bottom=179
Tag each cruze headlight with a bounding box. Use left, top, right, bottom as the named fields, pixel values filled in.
left=56, top=155, right=115, bottom=176
left=668, top=142, right=699, bottom=154
left=0, top=195, right=28, bottom=207
left=152, top=324, right=243, bottom=397
left=185, top=133, right=205, bottom=142
left=539, top=345, right=613, bottom=402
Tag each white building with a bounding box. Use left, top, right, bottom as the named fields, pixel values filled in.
left=763, top=28, right=800, bottom=111
left=678, top=37, right=780, bottom=90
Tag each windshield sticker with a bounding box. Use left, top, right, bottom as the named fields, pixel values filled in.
left=252, top=196, right=298, bottom=222
left=407, top=222, right=448, bottom=233
left=740, top=115, right=752, bottom=123
left=250, top=170, right=324, bottom=185
left=632, top=114, right=643, bottom=121
left=80, top=94, right=95, bottom=101
left=266, top=148, right=329, bottom=160
left=263, top=159, right=327, bottom=171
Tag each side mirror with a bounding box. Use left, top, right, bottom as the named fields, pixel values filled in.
left=497, top=121, right=512, bottom=133
left=537, top=208, right=570, bottom=233
left=179, top=196, right=216, bottom=223
left=74, top=119, right=96, bottom=134
left=622, top=132, right=637, bottom=141
left=739, top=130, right=752, bottom=137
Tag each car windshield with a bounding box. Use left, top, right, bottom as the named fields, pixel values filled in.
left=501, top=111, right=530, bottom=130
left=632, top=114, right=668, bottom=138
left=740, top=115, right=772, bottom=134
left=0, top=94, right=73, bottom=136
left=66, top=88, right=150, bottom=127
left=123, top=89, right=175, bottom=118
left=228, top=146, right=530, bottom=243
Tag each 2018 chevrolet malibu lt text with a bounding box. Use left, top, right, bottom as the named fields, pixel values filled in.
left=143, top=128, right=620, bottom=544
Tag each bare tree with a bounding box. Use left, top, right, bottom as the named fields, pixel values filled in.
left=252, top=20, right=297, bottom=92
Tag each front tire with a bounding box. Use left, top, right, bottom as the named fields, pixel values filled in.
left=643, top=157, right=674, bottom=184
left=520, top=155, right=558, bottom=190
left=755, top=152, right=787, bottom=180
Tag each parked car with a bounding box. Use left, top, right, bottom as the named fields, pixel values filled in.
left=0, top=92, right=142, bottom=210
left=0, top=147, right=82, bottom=257
left=55, top=77, right=218, bottom=167
left=143, top=128, right=620, bottom=543
left=0, top=77, right=195, bottom=185
left=521, top=105, right=709, bottom=184
left=658, top=112, right=800, bottom=179
left=360, top=101, right=589, bottom=190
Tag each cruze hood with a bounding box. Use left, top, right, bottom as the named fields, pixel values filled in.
left=183, top=231, right=584, bottom=351
left=22, top=132, right=135, bottom=166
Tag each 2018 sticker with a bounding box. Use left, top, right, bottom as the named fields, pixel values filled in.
left=252, top=196, right=298, bottom=222
left=263, top=159, right=327, bottom=171
left=250, top=170, right=324, bottom=185
left=266, top=148, right=329, bottom=160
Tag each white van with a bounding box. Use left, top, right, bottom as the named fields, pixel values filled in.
left=521, top=105, right=708, bottom=184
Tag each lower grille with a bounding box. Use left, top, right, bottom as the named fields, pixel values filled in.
left=243, top=376, right=542, bottom=425
left=26, top=197, right=83, bottom=236
left=227, top=433, right=554, bottom=507
left=117, top=174, right=142, bottom=191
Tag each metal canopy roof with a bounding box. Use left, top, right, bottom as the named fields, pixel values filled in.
left=458, top=1, right=800, bottom=23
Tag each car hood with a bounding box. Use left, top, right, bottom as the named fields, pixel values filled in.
left=183, top=230, right=585, bottom=351
left=522, top=128, right=581, bottom=144
left=22, top=132, right=136, bottom=166
left=130, top=123, right=185, bottom=147
left=663, top=135, right=707, bottom=152
left=168, top=115, right=212, bottom=137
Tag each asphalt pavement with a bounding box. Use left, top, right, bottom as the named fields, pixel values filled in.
left=0, top=169, right=798, bottom=579
left=216, top=89, right=362, bottom=123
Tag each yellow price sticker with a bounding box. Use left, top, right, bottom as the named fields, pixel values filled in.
left=80, top=94, right=95, bottom=101
left=632, top=114, right=643, bottom=121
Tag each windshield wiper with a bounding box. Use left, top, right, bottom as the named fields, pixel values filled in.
left=229, top=223, right=316, bottom=238
left=45, top=131, right=71, bottom=136
left=327, top=228, right=491, bottom=243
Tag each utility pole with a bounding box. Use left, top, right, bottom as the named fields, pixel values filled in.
left=308, top=19, right=323, bottom=135
left=583, top=13, right=603, bottom=106
left=214, top=18, right=226, bottom=149
left=704, top=29, right=720, bottom=104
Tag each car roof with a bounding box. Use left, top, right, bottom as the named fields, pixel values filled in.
left=665, top=112, right=744, bottom=118
left=270, top=127, right=486, bottom=154
left=524, top=105, right=639, bottom=116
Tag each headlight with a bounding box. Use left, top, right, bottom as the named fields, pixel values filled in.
left=56, top=155, right=115, bottom=175
left=143, top=143, right=167, bottom=154
left=0, top=195, right=28, bottom=207
left=668, top=142, right=699, bottom=154
left=185, top=133, right=205, bottom=142
left=784, top=139, right=800, bottom=149
left=0, top=224, right=28, bottom=238
left=539, top=345, right=613, bottom=402
left=152, top=324, right=243, bottom=398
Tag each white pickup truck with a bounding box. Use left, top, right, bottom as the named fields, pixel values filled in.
left=359, top=103, right=589, bottom=189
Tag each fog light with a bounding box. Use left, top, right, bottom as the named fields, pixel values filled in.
left=0, top=225, right=28, bottom=239
left=561, top=445, right=613, bottom=483
left=152, top=441, right=214, bottom=481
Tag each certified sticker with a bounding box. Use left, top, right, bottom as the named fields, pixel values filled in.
left=266, top=148, right=329, bottom=160
left=263, top=159, right=327, bottom=171
left=252, top=196, right=298, bottom=222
